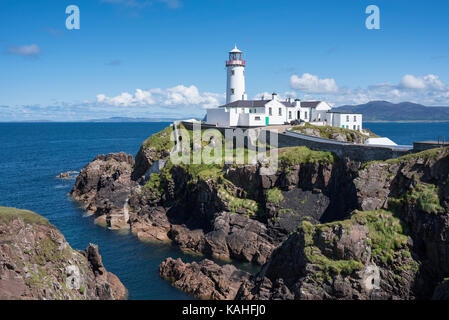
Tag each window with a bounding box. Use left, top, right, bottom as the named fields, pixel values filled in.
left=231, top=70, right=235, bottom=76
left=305, top=111, right=308, bottom=119
left=279, top=108, right=282, bottom=116
left=255, top=116, right=261, bottom=121
left=254, top=109, right=256, bottom=113
left=269, top=107, right=272, bottom=116
left=230, top=88, right=235, bottom=95
left=346, top=115, right=349, bottom=122
left=289, top=111, right=292, bottom=119
left=241, top=108, right=244, bottom=113
left=353, top=125, right=356, bottom=130
left=354, top=115, right=357, bottom=122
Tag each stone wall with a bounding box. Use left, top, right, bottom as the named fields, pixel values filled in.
left=181, top=122, right=413, bottom=162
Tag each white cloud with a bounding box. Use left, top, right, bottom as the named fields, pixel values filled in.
left=290, top=73, right=339, bottom=94
left=96, top=85, right=224, bottom=109
left=399, top=74, right=446, bottom=91
left=289, top=73, right=449, bottom=106
left=7, top=44, right=41, bottom=57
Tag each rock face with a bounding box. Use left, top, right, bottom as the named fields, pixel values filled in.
left=159, top=147, right=449, bottom=300
left=71, top=152, right=136, bottom=229
left=72, top=142, right=353, bottom=265
left=159, top=258, right=250, bottom=300
left=0, top=207, right=127, bottom=300
left=70, top=125, right=449, bottom=300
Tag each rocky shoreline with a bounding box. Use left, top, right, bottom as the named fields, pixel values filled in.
left=0, top=206, right=127, bottom=300
left=70, top=124, right=449, bottom=300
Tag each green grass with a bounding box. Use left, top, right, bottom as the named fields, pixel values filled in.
left=297, top=209, right=410, bottom=282
left=266, top=187, right=284, bottom=204
left=278, top=146, right=337, bottom=166
left=290, top=123, right=371, bottom=142
left=142, top=126, right=175, bottom=153
left=362, top=147, right=448, bottom=170
left=0, top=207, right=50, bottom=226
left=390, top=183, right=445, bottom=215
left=218, top=187, right=259, bottom=216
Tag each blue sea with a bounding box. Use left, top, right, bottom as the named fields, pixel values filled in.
left=0, top=121, right=448, bottom=299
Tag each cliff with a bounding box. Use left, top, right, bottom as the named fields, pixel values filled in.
left=0, top=206, right=127, bottom=300
left=71, top=125, right=358, bottom=265
left=159, top=147, right=449, bottom=300
left=70, top=124, right=449, bottom=300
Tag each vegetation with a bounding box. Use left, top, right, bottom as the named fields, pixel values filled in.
left=298, top=210, right=410, bottom=282
left=362, top=147, right=448, bottom=169
left=290, top=123, right=373, bottom=142
left=218, top=187, right=259, bottom=217
left=266, top=187, right=284, bottom=204
left=278, top=146, right=337, bottom=166
left=142, top=125, right=175, bottom=153
left=0, top=206, right=50, bottom=226
left=390, top=183, right=444, bottom=215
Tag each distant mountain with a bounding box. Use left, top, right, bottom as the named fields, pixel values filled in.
left=335, top=101, right=449, bottom=122
left=86, top=117, right=188, bottom=123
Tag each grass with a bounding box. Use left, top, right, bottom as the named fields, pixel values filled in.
left=278, top=146, right=337, bottom=166
left=218, top=187, right=259, bottom=216
left=297, top=209, right=410, bottom=282
left=0, top=206, right=50, bottom=226
left=290, top=123, right=371, bottom=142
left=362, top=147, right=448, bottom=170
left=408, top=183, right=444, bottom=214
left=266, top=187, right=284, bottom=204
left=142, top=125, right=175, bottom=154
left=390, top=183, right=444, bottom=215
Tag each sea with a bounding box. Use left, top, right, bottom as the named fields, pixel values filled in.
left=0, top=121, right=448, bottom=299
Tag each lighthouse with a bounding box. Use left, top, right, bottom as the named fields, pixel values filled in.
left=226, top=45, right=246, bottom=104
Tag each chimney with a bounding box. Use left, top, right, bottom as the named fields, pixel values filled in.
left=294, top=98, right=301, bottom=107
left=242, top=92, right=247, bottom=100
left=272, top=92, right=277, bottom=101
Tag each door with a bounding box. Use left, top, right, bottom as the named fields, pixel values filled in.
left=265, top=117, right=269, bottom=126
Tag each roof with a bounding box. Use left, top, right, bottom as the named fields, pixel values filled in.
left=300, top=101, right=322, bottom=108
left=280, top=101, right=295, bottom=108
left=219, top=100, right=325, bottom=109
left=220, top=100, right=270, bottom=108
left=327, top=111, right=362, bottom=115
left=229, top=45, right=242, bottom=53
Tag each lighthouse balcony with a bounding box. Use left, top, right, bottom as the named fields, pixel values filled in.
left=226, top=60, right=246, bottom=67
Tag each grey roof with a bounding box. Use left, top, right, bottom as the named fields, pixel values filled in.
left=219, top=100, right=323, bottom=109
left=299, top=101, right=322, bottom=108
left=219, top=100, right=271, bottom=108
left=280, top=101, right=295, bottom=108
left=327, top=111, right=362, bottom=115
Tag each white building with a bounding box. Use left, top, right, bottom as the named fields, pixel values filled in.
left=205, top=46, right=363, bottom=131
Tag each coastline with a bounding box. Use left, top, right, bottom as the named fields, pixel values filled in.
left=364, top=120, right=449, bottom=123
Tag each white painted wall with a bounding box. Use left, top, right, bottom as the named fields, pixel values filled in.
left=226, top=65, right=245, bottom=104
left=327, top=113, right=363, bottom=131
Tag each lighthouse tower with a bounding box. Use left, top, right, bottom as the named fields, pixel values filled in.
left=226, top=45, right=246, bottom=104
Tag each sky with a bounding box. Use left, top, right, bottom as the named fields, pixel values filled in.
left=1, top=0, right=448, bottom=121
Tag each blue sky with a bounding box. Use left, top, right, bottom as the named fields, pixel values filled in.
left=1, top=0, right=448, bottom=121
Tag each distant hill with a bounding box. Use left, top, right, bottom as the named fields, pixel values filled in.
left=335, top=101, right=449, bottom=122
left=86, top=117, right=190, bottom=122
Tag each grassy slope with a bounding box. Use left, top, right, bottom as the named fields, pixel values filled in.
left=0, top=206, right=50, bottom=226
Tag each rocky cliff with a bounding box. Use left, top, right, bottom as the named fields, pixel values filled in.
left=70, top=124, right=449, bottom=299
left=160, top=147, right=449, bottom=300
left=71, top=124, right=358, bottom=265
left=0, top=206, right=127, bottom=300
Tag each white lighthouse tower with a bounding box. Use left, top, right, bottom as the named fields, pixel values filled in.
left=226, top=45, right=246, bottom=104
